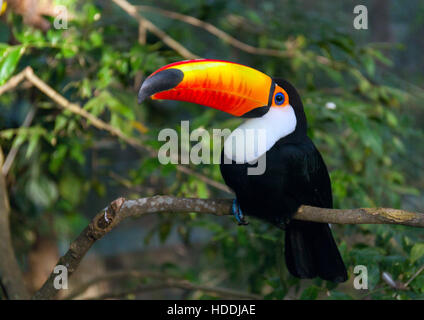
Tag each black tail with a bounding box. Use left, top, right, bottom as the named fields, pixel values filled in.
left=284, top=220, right=347, bottom=282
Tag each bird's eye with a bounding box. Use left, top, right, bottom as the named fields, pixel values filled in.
left=274, top=92, right=285, bottom=105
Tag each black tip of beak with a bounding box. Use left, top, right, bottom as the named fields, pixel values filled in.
left=137, top=69, right=184, bottom=104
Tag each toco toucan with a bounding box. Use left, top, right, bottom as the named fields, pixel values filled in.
left=138, top=59, right=347, bottom=282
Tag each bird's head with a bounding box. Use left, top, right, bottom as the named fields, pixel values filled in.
left=138, top=59, right=307, bottom=137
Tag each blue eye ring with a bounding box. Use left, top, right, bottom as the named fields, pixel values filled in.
left=274, top=92, right=285, bottom=105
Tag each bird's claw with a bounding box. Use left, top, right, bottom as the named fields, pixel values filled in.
left=232, top=199, right=248, bottom=226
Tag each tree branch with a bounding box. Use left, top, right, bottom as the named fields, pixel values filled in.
left=131, top=3, right=341, bottom=69
left=111, top=0, right=200, bottom=59
left=0, top=148, right=30, bottom=299
left=0, top=67, right=27, bottom=96
left=2, top=107, right=36, bottom=176
left=32, top=195, right=424, bottom=299
left=136, top=5, right=292, bottom=57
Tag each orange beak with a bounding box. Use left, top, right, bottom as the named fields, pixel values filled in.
left=138, top=59, right=289, bottom=117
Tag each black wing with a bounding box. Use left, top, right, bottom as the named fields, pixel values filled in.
left=282, top=139, right=333, bottom=210
left=281, top=140, right=347, bottom=282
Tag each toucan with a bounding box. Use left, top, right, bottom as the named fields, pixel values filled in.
left=138, top=59, right=348, bottom=282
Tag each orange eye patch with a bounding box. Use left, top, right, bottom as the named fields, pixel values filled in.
left=271, top=85, right=289, bottom=108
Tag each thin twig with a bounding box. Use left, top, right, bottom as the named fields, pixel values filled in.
left=111, top=0, right=200, bottom=59
left=24, top=68, right=144, bottom=147
left=138, top=20, right=147, bottom=45
left=133, top=3, right=343, bottom=70
left=0, top=68, right=27, bottom=95
left=137, top=5, right=292, bottom=57
left=0, top=148, right=30, bottom=299
left=2, top=107, right=36, bottom=175
left=380, top=266, right=424, bottom=292
left=404, top=265, right=424, bottom=288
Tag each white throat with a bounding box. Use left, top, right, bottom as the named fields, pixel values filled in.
left=223, top=105, right=297, bottom=163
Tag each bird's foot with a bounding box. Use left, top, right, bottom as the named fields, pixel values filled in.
left=232, top=199, right=249, bottom=226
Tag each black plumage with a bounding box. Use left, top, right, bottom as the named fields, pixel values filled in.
left=220, top=79, right=347, bottom=282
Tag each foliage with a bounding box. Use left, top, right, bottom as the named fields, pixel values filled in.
left=0, top=0, right=423, bottom=299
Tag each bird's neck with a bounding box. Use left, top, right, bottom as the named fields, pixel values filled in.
left=223, top=106, right=298, bottom=163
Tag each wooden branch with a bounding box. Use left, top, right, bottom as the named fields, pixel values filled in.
left=137, top=5, right=292, bottom=58
left=0, top=68, right=145, bottom=148
left=0, top=67, right=27, bottom=96
left=2, top=107, right=36, bottom=175
left=65, top=269, right=260, bottom=300
left=24, top=68, right=143, bottom=147
left=32, top=195, right=424, bottom=300
left=404, top=265, right=424, bottom=288
left=0, top=148, right=30, bottom=299
left=111, top=0, right=200, bottom=59
left=135, top=3, right=348, bottom=74
left=0, top=67, right=232, bottom=193
left=133, top=4, right=342, bottom=70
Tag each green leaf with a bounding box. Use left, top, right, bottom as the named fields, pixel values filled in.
left=369, top=49, right=393, bottom=67
left=159, top=222, right=172, bottom=243
left=26, top=134, right=40, bottom=158
left=49, top=145, right=68, bottom=173
left=363, top=56, right=375, bottom=77
left=367, top=265, right=381, bottom=290
left=26, top=176, right=58, bottom=209
left=59, top=173, right=83, bottom=206
left=410, top=274, right=424, bottom=292
left=300, top=286, right=320, bottom=300
left=11, top=132, right=28, bottom=149
left=61, top=46, right=78, bottom=58
left=54, top=115, right=68, bottom=132
left=89, top=32, right=103, bottom=47
left=0, top=129, right=15, bottom=140
left=0, top=45, right=24, bottom=85
left=410, top=243, right=424, bottom=263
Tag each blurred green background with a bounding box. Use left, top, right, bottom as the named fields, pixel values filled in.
left=0, top=0, right=423, bottom=299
